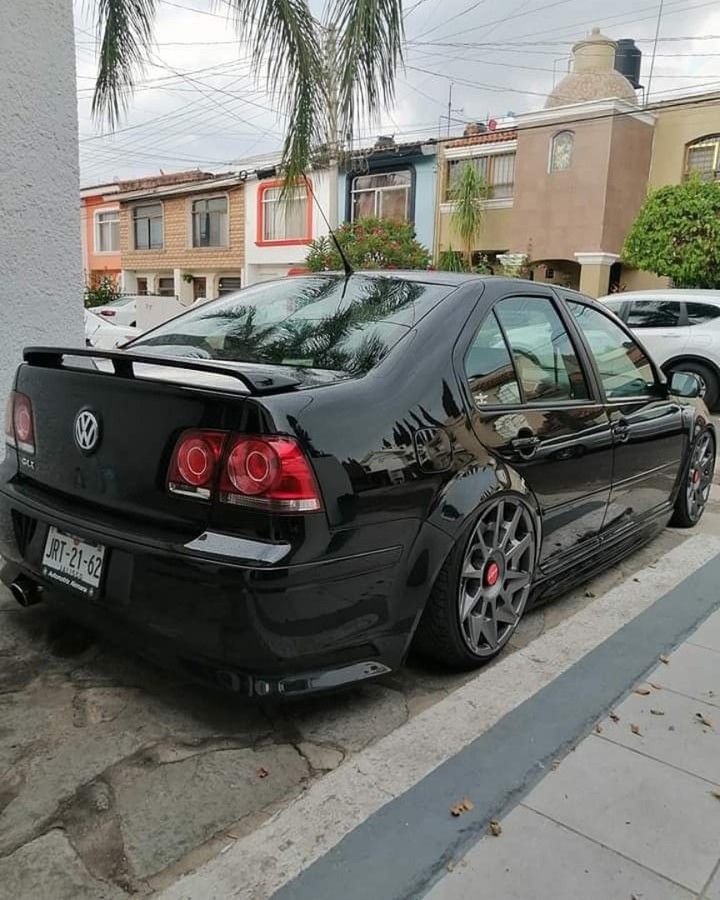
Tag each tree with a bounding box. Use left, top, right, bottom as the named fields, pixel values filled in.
left=623, top=177, right=720, bottom=289
left=90, top=0, right=404, bottom=183
left=305, top=217, right=431, bottom=271
left=449, top=161, right=489, bottom=270
left=84, top=272, right=121, bottom=308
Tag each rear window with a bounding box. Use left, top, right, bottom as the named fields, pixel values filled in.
left=686, top=301, right=720, bottom=325
left=130, top=275, right=452, bottom=374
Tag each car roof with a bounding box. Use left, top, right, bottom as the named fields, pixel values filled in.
left=599, top=289, right=720, bottom=303
left=309, top=271, right=588, bottom=291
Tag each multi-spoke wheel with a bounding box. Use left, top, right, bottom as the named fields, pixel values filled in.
left=671, top=429, right=716, bottom=528
left=413, top=495, right=538, bottom=668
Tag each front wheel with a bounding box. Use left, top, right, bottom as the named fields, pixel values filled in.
left=413, top=496, right=537, bottom=669
left=671, top=429, right=716, bottom=528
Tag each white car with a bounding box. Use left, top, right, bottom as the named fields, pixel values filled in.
left=599, top=289, right=720, bottom=409
left=93, top=295, right=138, bottom=326
left=85, top=309, right=140, bottom=350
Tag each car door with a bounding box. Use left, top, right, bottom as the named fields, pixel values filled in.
left=460, top=289, right=614, bottom=571
left=685, top=300, right=720, bottom=358
left=617, top=298, right=688, bottom=366
left=564, top=297, right=687, bottom=535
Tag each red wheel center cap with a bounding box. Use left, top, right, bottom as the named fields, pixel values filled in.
left=693, top=469, right=701, bottom=485
left=485, top=561, right=500, bottom=587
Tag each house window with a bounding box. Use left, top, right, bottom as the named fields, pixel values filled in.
left=95, top=209, right=119, bottom=253
left=218, top=276, right=242, bottom=296
left=192, top=196, right=228, bottom=247
left=258, top=182, right=310, bottom=243
left=445, top=153, right=516, bottom=201
left=351, top=170, right=411, bottom=221
left=685, top=135, right=720, bottom=182
left=157, top=277, right=175, bottom=297
left=133, top=203, right=163, bottom=250
left=550, top=131, right=574, bottom=172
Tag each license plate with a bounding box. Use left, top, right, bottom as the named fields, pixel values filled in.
left=42, top=526, right=106, bottom=597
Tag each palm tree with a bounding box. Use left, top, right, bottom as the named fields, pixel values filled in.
left=91, top=0, right=405, bottom=183
left=449, top=161, right=489, bottom=270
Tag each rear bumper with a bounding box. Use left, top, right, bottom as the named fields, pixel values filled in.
left=0, top=479, right=439, bottom=695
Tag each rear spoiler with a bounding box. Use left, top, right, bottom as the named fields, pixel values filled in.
left=23, top=346, right=301, bottom=395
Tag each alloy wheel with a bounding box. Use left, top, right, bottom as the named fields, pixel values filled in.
left=458, top=497, right=536, bottom=657
left=686, top=431, right=715, bottom=523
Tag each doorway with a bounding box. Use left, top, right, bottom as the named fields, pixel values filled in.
left=192, top=277, right=207, bottom=302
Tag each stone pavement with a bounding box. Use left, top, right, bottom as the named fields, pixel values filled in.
left=428, top=609, right=720, bottom=900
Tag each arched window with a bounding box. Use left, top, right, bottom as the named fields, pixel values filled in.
left=685, top=135, right=720, bottom=182
left=550, top=131, right=574, bottom=173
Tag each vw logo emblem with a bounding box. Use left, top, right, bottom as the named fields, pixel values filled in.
left=74, top=410, right=101, bottom=454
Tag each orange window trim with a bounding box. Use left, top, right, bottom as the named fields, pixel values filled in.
left=256, top=178, right=313, bottom=247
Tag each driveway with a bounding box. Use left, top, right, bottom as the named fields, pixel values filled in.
left=2, top=484, right=720, bottom=898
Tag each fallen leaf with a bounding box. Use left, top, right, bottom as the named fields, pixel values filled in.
left=595, top=724, right=603, bottom=734
left=551, top=759, right=561, bottom=771
left=609, top=712, right=620, bottom=723
left=450, top=798, right=474, bottom=817
left=650, top=709, right=665, bottom=716
left=710, top=790, right=720, bottom=801
left=648, top=682, right=662, bottom=690
left=489, top=820, right=503, bottom=836
left=631, top=724, right=641, bottom=736
left=659, top=655, right=670, bottom=665
left=257, top=767, right=269, bottom=779
left=695, top=712, right=714, bottom=729
left=446, top=861, right=456, bottom=872
left=633, top=687, right=651, bottom=696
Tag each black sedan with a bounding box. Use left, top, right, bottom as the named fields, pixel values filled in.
left=0, top=273, right=715, bottom=696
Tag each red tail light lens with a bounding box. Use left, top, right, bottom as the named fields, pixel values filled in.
left=167, top=430, right=225, bottom=499
left=99, top=309, right=116, bottom=317
left=221, top=436, right=322, bottom=512
left=5, top=392, right=35, bottom=454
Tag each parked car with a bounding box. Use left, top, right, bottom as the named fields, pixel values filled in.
left=1, top=275, right=715, bottom=696
left=84, top=309, right=140, bottom=350
left=598, top=290, right=720, bottom=409
left=92, top=295, right=138, bottom=327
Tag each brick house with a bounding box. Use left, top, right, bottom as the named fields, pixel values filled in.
left=113, top=169, right=245, bottom=303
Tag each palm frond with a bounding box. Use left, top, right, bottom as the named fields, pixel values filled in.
left=91, top=0, right=158, bottom=127
left=330, top=0, right=405, bottom=141
left=224, top=0, right=324, bottom=183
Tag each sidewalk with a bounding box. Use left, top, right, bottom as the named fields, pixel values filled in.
left=428, top=609, right=720, bottom=900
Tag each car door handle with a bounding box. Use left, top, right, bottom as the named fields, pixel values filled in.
left=511, top=433, right=541, bottom=458
left=612, top=419, right=630, bottom=443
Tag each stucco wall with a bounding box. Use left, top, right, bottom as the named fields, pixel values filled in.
left=437, top=205, right=514, bottom=254
left=649, top=100, right=720, bottom=188
left=83, top=196, right=121, bottom=278
left=0, top=0, right=83, bottom=419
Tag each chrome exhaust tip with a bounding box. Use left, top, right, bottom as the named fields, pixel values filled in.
left=10, top=575, right=43, bottom=608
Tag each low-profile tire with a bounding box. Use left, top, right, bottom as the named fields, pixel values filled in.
left=671, top=428, right=716, bottom=528
left=413, top=495, right=537, bottom=669
left=667, top=361, right=719, bottom=410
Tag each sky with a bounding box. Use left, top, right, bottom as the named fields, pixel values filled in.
left=74, top=0, right=720, bottom=186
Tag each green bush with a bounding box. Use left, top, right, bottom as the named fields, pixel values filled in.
left=305, top=217, right=431, bottom=272
left=84, top=273, right=121, bottom=308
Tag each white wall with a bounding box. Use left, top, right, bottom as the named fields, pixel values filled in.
left=0, top=1, right=84, bottom=411
left=244, top=169, right=332, bottom=284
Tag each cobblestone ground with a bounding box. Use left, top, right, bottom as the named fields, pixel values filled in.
left=3, top=485, right=720, bottom=898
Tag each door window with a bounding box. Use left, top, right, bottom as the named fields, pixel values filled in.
left=464, top=313, right=521, bottom=407
left=569, top=302, right=657, bottom=399
left=494, top=296, right=589, bottom=402
left=685, top=302, right=720, bottom=325
left=625, top=300, right=680, bottom=328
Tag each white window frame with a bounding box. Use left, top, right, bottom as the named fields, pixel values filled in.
left=132, top=201, right=164, bottom=251
left=441, top=141, right=517, bottom=212
left=350, top=169, right=413, bottom=222
left=188, top=192, right=230, bottom=249
left=93, top=206, right=120, bottom=254
left=259, top=183, right=310, bottom=244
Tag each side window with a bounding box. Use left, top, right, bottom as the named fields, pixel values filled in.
left=494, top=296, right=589, bottom=402
left=464, top=313, right=521, bottom=407
left=602, top=299, right=626, bottom=320
left=569, top=302, right=657, bottom=399
left=625, top=300, right=680, bottom=328
left=686, top=302, right=720, bottom=325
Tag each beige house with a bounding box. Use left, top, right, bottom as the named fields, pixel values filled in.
left=436, top=27, right=720, bottom=296
left=114, top=170, right=245, bottom=303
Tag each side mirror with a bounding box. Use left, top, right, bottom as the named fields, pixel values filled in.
left=669, top=371, right=705, bottom=399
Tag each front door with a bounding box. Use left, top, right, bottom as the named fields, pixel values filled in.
left=462, top=291, right=614, bottom=571
left=193, top=277, right=207, bottom=302
left=564, top=298, right=687, bottom=534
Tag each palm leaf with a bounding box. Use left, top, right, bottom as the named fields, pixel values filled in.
left=91, top=0, right=158, bottom=128
left=330, top=0, right=405, bottom=143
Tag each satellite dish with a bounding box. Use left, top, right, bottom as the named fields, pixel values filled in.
left=488, top=119, right=498, bottom=131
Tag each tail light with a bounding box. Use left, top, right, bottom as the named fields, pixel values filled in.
left=167, top=430, right=225, bottom=499
left=5, top=392, right=35, bottom=455
left=166, top=431, right=322, bottom=512
left=99, top=309, right=116, bottom=317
